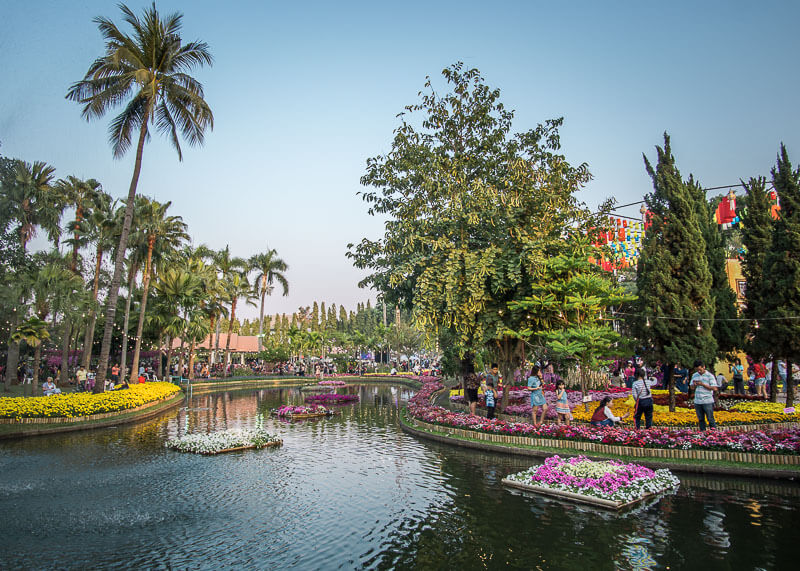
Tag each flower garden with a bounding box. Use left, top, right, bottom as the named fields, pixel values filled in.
left=452, top=385, right=800, bottom=427
left=165, top=428, right=282, bottom=455
left=503, top=455, right=680, bottom=508
left=0, top=382, right=181, bottom=420
left=304, top=393, right=359, bottom=404
left=410, top=376, right=800, bottom=456
left=274, top=404, right=333, bottom=419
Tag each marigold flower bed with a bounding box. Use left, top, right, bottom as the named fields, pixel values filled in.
left=0, top=382, right=181, bottom=420
left=408, top=376, right=800, bottom=456
left=503, top=455, right=680, bottom=509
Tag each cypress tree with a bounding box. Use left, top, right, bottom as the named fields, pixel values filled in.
left=687, top=177, right=744, bottom=358
left=634, top=134, right=716, bottom=411
left=762, top=145, right=800, bottom=406
left=740, top=176, right=775, bottom=396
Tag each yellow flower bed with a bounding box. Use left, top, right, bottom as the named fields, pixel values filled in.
left=731, top=401, right=795, bottom=414
left=572, top=396, right=800, bottom=427
left=0, top=382, right=181, bottom=420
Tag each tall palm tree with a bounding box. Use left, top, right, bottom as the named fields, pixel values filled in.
left=154, top=267, right=202, bottom=377
left=249, top=249, right=289, bottom=352
left=57, top=176, right=106, bottom=274
left=129, top=198, right=188, bottom=381
left=81, top=196, right=117, bottom=369
left=222, top=272, right=255, bottom=376
left=66, top=3, right=213, bottom=386
left=212, top=246, right=245, bottom=364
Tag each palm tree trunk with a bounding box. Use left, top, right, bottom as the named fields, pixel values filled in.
left=156, top=333, right=164, bottom=379
left=165, top=334, right=173, bottom=379
left=82, top=245, right=104, bottom=369
left=206, top=314, right=216, bottom=363
left=4, top=311, right=21, bottom=392
left=130, top=237, right=155, bottom=384
left=188, top=339, right=196, bottom=380
left=258, top=277, right=267, bottom=352
left=214, top=317, right=221, bottom=364
left=32, top=344, right=42, bottom=395
left=60, top=318, right=71, bottom=386
left=120, top=269, right=137, bottom=383
left=224, top=299, right=238, bottom=377
left=178, top=335, right=186, bottom=378
left=93, top=116, right=150, bottom=390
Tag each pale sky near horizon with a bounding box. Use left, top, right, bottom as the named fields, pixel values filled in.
left=2, top=0, right=799, bottom=320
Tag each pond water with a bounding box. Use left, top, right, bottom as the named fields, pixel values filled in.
left=1, top=384, right=797, bottom=570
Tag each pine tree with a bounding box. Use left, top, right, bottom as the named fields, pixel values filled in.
left=339, top=306, right=347, bottom=330
left=762, top=145, right=800, bottom=406
left=634, top=134, right=716, bottom=411
left=740, top=177, right=774, bottom=372
left=687, top=178, right=744, bottom=357
left=320, top=302, right=327, bottom=331
left=311, top=301, right=319, bottom=331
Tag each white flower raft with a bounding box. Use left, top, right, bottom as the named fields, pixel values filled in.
left=165, top=428, right=283, bottom=455
left=502, top=455, right=680, bottom=510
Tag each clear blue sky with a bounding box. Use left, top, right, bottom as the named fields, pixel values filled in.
left=2, top=0, right=799, bottom=318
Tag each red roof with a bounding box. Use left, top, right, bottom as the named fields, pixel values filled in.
left=171, top=333, right=260, bottom=353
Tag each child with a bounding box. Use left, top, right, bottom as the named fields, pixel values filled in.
left=555, top=380, right=571, bottom=425
left=485, top=380, right=497, bottom=419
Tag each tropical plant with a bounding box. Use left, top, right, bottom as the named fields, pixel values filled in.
left=248, top=248, right=289, bottom=352
left=11, top=316, right=51, bottom=393
left=66, top=2, right=213, bottom=387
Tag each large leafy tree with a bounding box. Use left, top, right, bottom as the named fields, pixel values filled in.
left=348, top=63, right=591, bottom=405
left=762, top=145, right=800, bottom=407
left=249, top=248, right=289, bottom=352
left=633, top=134, right=716, bottom=411
left=66, top=2, right=213, bottom=386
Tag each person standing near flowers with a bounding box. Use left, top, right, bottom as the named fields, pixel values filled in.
left=753, top=360, right=768, bottom=398
left=465, top=372, right=481, bottom=416
left=554, top=380, right=571, bottom=425
left=484, top=380, right=498, bottom=419
left=730, top=358, right=745, bottom=395
left=631, top=369, right=655, bottom=429
left=527, top=366, right=547, bottom=426
left=691, top=360, right=718, bottom=431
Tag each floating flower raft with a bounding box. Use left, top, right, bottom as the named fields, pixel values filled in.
left=165, top=428, right=282, bottom=455
left=274, top=404, right=335, bottom=419
left=502, top=455, right=680, bottom=510
left=304, top=393, right=359, bottom=404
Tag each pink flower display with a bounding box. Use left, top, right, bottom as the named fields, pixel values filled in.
left=304, top=393, right=359, bottom=404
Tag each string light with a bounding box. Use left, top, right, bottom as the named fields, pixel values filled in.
left=696, top=320, right=702, bottom=331
left=754, top=319, right=760, bottom=329
left=646, top=317, right=651, bottom=327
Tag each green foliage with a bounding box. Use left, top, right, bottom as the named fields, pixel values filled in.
left=740, top=176, right=774, bottom=357
left=508, top=238, right=635, bottom=395
left=257, top=345, right=290, bottom=363
left=687, top=179, right=743, bottom=357
left=348, top=63, right=592, bottom=395
left=634, top=134, right=717, bottom=371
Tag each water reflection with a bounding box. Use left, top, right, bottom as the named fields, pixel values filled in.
left=0, top=386, right=797, bottom=570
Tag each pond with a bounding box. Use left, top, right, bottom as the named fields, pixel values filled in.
left=1, top=384, right=797, bottom=569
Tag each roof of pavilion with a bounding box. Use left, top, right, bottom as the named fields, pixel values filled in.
left=170, top=333, right=260, bottom=353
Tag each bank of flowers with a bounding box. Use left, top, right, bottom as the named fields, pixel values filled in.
left=318, top=380, right=347, bottom=387
left=274, top=404, right=330, bottom=417
left=505, top=455, right=680, bottom=504
left=0, top=382, right=180, bottom=420
left=407, top=377, right=800, bottom=455
left=452, top=386, right=630, bottom=419
left=304, top=393, right=359, bottom=404
left=165, top=428, right=282, bottom=454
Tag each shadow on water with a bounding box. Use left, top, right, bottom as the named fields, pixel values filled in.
left=1, top=385, right=797, bottom=570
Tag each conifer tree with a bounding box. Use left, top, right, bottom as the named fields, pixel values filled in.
left=762, top=145, right=800, bottom=406
left=740, top=176, right=775, bottom=395
left=339, top=306, right=347, bottom=330
left=320, top=302, right=327, bottom=331
left=634, top=134, right=716, bottom=411
left=687, top=178, right=743, bottom=357
left=311, top=301, right=319, bottom=331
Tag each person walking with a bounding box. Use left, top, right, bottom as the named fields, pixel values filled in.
left=631, top=369, right=655, bottom=429
left=691, top=360, right=718, bottom=431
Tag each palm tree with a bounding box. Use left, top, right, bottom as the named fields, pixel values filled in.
left=57, top=176, right=106, bottom=274
left=222, top=272, right=255, bottom=376
left=0, top=160, right=63, bottom=390
left=81, top=195, right=117, bottom=370
left=129, top=198, right=188, bottom=381
left=154, top=267, right=202, bottom=377
left=11, top=317, right=50, bottom=394
left=249, top=249, right=289, bottom=352
left=212, top=246, right=246, bottom=365
left=66, top=3, right=213, bottom=386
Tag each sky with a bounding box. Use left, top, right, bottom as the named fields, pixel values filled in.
left=2, top=0, right=799, bottom=320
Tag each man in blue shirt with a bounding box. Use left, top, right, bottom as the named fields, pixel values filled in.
left=691, top=360, right=718, bottom=431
